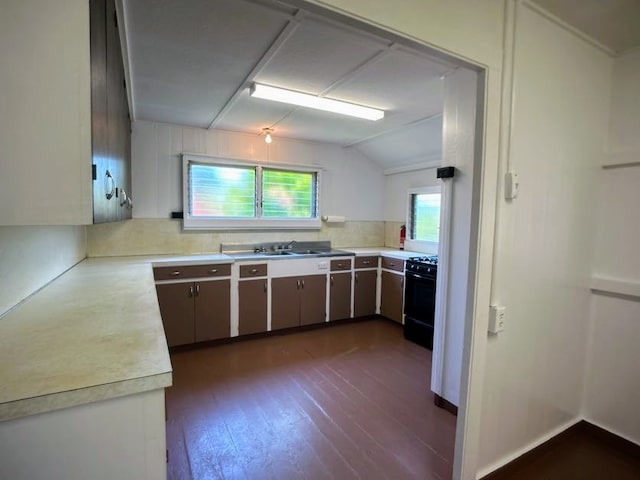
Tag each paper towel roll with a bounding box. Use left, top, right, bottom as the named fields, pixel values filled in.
left=321, top=215, right=346, bottom=223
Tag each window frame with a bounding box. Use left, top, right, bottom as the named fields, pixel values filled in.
left=182, top=154, right=322, bottom=230
left=405, top=185, right=441, bottom=253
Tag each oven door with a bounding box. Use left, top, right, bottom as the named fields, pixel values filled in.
left=404, top=271, right=437, bottom=327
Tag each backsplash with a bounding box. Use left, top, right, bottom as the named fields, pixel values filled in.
left=87, top=219, right=385, bottom=257
left=0, top=226, right=86, bottom=317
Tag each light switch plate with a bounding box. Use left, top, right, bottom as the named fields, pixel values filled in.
left=505, top=171, right=519, bottom=199
left=317, top=261, right=329, bottom=270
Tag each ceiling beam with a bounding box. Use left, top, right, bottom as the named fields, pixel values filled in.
left=343, top=112, right=443, bottom=148
left=207, top=10, right=306, bottom=130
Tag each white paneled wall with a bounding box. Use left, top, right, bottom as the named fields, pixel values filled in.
left=477, top=4, right=612, bottom=475
left=584, top=49, right=640, bottom=445
left=0, top=226, right=86, bottom=317
left=132, top=121, right=385, bottom=221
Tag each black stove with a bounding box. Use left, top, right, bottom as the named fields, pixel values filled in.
left=404, top=255, right=438, bottom=349
left=406, top=255, right=438, bottom=273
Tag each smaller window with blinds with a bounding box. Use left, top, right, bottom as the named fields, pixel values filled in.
left=183, top=155, right=321, bottom=230
left=406, top=186, right=441, bottom=250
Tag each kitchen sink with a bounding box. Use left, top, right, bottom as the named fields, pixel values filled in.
left=261, top=251, right=297, bottom=256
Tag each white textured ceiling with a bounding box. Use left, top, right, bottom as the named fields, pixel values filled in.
left=122, top=0, right=456, bottom=170
left=532, top=0, right=640, bottom=54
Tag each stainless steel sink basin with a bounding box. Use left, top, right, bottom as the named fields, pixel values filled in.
left=261, top=251, right=296, bottom=256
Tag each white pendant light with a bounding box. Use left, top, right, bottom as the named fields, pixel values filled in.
left=262, top=127, right=274, bottom=144
left=250, top=83, right=384, bottom=121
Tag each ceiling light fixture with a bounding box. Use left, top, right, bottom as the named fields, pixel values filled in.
left=262, top=127, right=274, bottom=144
left=250, top=83, right=384, bottom=121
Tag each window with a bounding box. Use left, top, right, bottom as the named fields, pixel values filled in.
left=183, top=155, right=320, bottom=230
left=406, top=186, right=441, bottom=250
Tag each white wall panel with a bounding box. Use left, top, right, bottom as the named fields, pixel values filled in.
left=477, top=4, right=612, bottom=475
left=131, top=121, right=385, bottom=221
left=584, top=48, right=640, bottom=446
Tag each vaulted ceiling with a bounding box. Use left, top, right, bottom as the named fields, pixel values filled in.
left=121, top=0, right=457, bottom=170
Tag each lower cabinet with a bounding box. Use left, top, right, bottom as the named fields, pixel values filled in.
left=380, top=270, right=404, bottom=324
left=354, top=269, right=377, bottom=317
left=272, top=274, right=326, bottom=330
left=156, top=279, right=230, bottom=347
left=329, top=272, right=352, bottom=321
left=238, top=278, right=268, bottom=335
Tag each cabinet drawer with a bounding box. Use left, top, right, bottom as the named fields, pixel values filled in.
left=381, top=256, right=404, bottom=272
left=153, top=263, right=231, bottom=281
left=330, top=259, right=352, bottom=271
left=239, top=263, right=268, bottom=278
left=355, top=256, right=379, bottom=269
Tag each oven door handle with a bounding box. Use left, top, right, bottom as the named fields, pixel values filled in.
left=405, top=271, right=437, bottom=281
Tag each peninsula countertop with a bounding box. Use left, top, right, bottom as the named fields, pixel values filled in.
left=0, top=256, right=173, bottom=421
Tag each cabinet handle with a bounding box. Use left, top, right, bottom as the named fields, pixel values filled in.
left=188, top=285, right=194, bottom=297
left=389, top=262, right=395, bottom=267
left=264, top=281, right=267, bottom=293
left=337, top=263, right=344, bottom=268
left=363, top=260, right=370, bottom=265
left=170, top=271, right=181, bottom=277
left=250, top=268, right=258, bottom=274
left=355, top=273, right=359, bottom=284
left=207, top=268, right=218, bottom=275
left=195, top=284, right=200, bottom=296
left=330, top=275, right=334, bottom=286
left=301, top=279, right=305, bottom=289
left=296, top=279, right=300, bottom=289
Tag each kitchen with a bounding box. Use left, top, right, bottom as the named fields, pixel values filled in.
left=2, top=0, right=634, bottom=480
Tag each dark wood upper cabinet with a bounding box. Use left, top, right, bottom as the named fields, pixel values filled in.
left=90, top=0, right=131, bottom=224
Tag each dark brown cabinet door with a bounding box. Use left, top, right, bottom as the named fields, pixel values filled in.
left=354, top=270, right=377, bottom=317
left=194, top=280, right=230, bottom=342
left=380, top=271, right=404, bottom=324
left=155, top=283, right=195, bottom=347
left=238, top=279, right=268, bottom=335
left=271, top=277, right=301, bottom=331
left=90, top=0, right=131, bottom=224
left=329, top=272, right=351, bottom=321
left=300, top=274, right=327, bottom=326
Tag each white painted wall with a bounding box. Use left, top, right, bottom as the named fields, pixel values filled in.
left=0, top=227, right=86, bottom=317
left=477, top=4, right=612, bottom=476
left=132, top=121, right=385, bottom=222
left=384, top=167, right=440, bottom=221
left=583, top=48, right=640, bottom=445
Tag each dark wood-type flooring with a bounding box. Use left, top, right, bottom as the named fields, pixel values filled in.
left=165, top=319, right=456, bottom=480
left=483, top=421, right=640, bottom=480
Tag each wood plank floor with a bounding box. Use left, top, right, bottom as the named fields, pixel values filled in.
left=165, top=319, right=457, bottom=480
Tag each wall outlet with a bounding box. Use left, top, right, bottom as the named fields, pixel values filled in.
left=317, top=261, right=329, bottom=270
left=488, top=305, right=506, bottom=334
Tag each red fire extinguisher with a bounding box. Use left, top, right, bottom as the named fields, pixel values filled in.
left=400, top=224, right=406, bottom=250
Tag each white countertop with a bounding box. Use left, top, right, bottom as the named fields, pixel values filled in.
left=346, top=247, right=424, bottom=259
left=0, top=256, right=173, bottom=421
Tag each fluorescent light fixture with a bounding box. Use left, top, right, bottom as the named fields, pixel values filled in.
left=250, top=83, right=384, bottom=121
